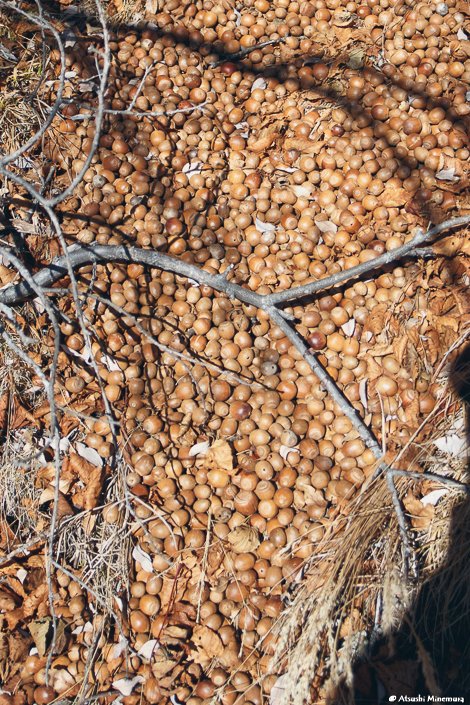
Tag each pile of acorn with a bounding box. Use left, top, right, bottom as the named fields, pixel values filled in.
left=3, top=0, right=468, bottom=702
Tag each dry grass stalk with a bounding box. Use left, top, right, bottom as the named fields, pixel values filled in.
left=271, top=474, right=413, bottom=704
left=0, top=335, right=48, bottom=546
left=55, top=457, right=132, bottom=612
left=272, top=364, right=469, bottom=703
left=0, top=10, right=49, bottom=157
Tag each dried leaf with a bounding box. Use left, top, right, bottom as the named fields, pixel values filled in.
left=429, top=313, right=459, bottom=333
left=436, top=167, right=459, bottom=182
left=254, top=217, right=276, bottom=233
left=75, top=442, right=103, bottom=468
left=218, top=645, right=243, bottom=669
left=249, top=126, right=279, bottom=153
left=380, top=188, right=410, bottom=207
left=364, top=304, right=388, bottom=335
left=359, top=378, right=368, bottom=411
left=206, top=440, right=233, bottom=474
left=315, top=219, right=338, bottom=234
left=424, top=328, right=440, bottom=365
left=421, top=489, right=448, bottom=506
left=72, top=621, right=93, bottom=635
left=69, top=451, right=104, bottom=511
left=284, top=136, right=323, bottom=155
left=341, top=319, right=355, bottom=337
left=146, top=0, right=160, bottom=13
left=347, top=48, right=365, bottom=68
left=28, top=618, right=50, bottom=656
left=292, top=183, right=314, bottom=198
left=100, top=354, right=122, bottom=372
left=404, top=394, right=420, bottom=428
left=0, top=391, right=9, bottom=430
left=7, top=631, right=31, bottom=665
left=270, top=674, right=289, bottom=705
left=404, top=494, right=434, bottom=529
left=159, top=575, right=188, bottom=610
left=11, top=404, right=39, bottom=429
left=366, top=356, right=385, bottom=381
left=188, top=441, right=210, bottom=457
left=182, top=161, right=203, bottom=176
left=82, top=467, right=104, bottom=510
left=279, top=444, right=299, bottom=460
left=394, top=334, right=409, bottom=366
left=191, top=624, right=224, bottom=659
left=162, top=625, right=189, bottom=641
left=16, top=569, right=27, bottom=584
left=152, top=653, right=178, bottom=678
left=138, top=639, right=160, bottom=660
left=227, top=525, right=261, bottom=553
left=433, top=433, right=467, bottom=457
left=112, top=675, right=144, bottom=696
left=252, top=77, right=267, bottom=90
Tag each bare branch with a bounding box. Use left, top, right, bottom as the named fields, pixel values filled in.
left=386, top=472, right=417, bottom=581
left=269, top=306, right=382, bottom=454
left=268, top=216, right=470, bottom=306
left=0, top=213, right=468, bottom=478
left=210, top=36, right=288, bottom=66
left=390, top=468, right=470, bottom=492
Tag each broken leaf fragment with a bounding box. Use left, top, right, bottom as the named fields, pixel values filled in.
left=206, top=439, right=233, bottom=474
left=347, top=48, right=365, bottom=69
left=112, top=675, right=144, bottom=696
left=190, top=624, right=225, bottom=665
left=28, top=618, right=51, bottom=656
left=227, top=525, right=261, bottom=553
left=380, top=188, right=410, bottom=207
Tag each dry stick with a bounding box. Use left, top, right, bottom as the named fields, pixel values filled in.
left=268, top=306, right=381, bottom=454
left=47, top=5, right=110, bottom=208
left=390, top=468, right=470, bottom=491
left=1, top=216, right=469, bottom=579
left=386, top=472, right=416, bottom=580
left=70, top=96, right=212, bottom=120
left=268, top=216, right=470, bottom=305
left=196, top=510, right=212, bottom=624
left=2, top=216, right=468, bottom=456
left=210, top=36, right=287, bottom=66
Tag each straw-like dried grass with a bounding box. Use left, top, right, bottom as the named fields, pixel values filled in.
left=0, top=10, right=48, bottom=157
left=0, top=336, right=48, bottom=545
left=272, top=352, right=469, bottom=703
left=55, top=458, right=132, bottom=612
left=271, top=473, right=412, bottom=704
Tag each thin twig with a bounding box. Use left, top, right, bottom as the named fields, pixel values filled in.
left=0, top=0, right=66, bottom=167
left=83, top=290, right=265, bottom=388
left=386, top=472, right=416, bottom=581
left=268, top=217, right=470, bottom=306
left=70, top=96, right=212, bottom=120
left=210, top=37, right=287, bottom=66
left=0, top=533, right=47, bottom=566
left=390, top=468, right=470, bottom=492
